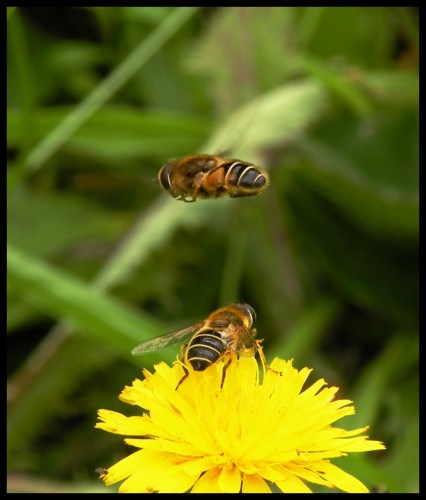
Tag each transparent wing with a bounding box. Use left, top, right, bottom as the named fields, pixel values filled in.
left=131, top=323, right=204, bottom=355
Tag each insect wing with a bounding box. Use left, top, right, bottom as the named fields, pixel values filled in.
left=131, top=323, right=203, bottom=355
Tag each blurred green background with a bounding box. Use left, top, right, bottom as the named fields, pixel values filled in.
left=7, top=7, right=418, bottom=493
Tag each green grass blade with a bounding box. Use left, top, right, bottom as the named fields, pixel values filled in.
left=7, top=243, right=163, bottom=357
left=25, top=7, right=200, bottom=172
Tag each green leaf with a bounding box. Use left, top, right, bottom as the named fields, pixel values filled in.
left=23, top=7, right=201, bottom=172
left=7, top=243, right=163, bottom=356
left=300, top=7, right=395, bottom=67
left=7, top=187, right=123, bottom=259
left=205, top=79, right=329, bottom=162
left=295, top=108, right=418, bottom=239
left=285, top=184, right=418, bottom=326
left=189, top=7, right=297, bottom=110
left=357, top=70, right=419, bottom=108
left=272, top=297, right=343, bottom=362
left=8, top=107, right=208, bottom=160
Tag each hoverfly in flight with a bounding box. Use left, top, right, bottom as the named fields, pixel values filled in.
left=157, top=154, right=269, bottom=202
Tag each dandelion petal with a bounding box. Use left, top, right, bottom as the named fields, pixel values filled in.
left=218, top=464, right=242, bottom=492
left=242, top=473, right=272, bottom=492
left=191, top=468, right=221, bottom=493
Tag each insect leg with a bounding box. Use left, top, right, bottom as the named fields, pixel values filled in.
left=189, top=171, right=210, bottom=202
left=175, top=364, right=189, bottom=390
left=256, top=340, right=283, bottom=376
left=174, top=343, right=190, bottom=390
left=220, top=357, right=232, bottom=388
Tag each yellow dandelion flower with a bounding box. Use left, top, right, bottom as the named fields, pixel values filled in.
left=95, top=356, right=385, bottom=493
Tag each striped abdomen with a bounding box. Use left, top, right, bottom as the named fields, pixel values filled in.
left=222, top=161, right=269, bottom=197
left=185, top=329, right=228, bottom=371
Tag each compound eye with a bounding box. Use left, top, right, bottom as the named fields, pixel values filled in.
left=241, top=303, right=256, bottom=326
left=158, top=163, right=173, bottom=192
